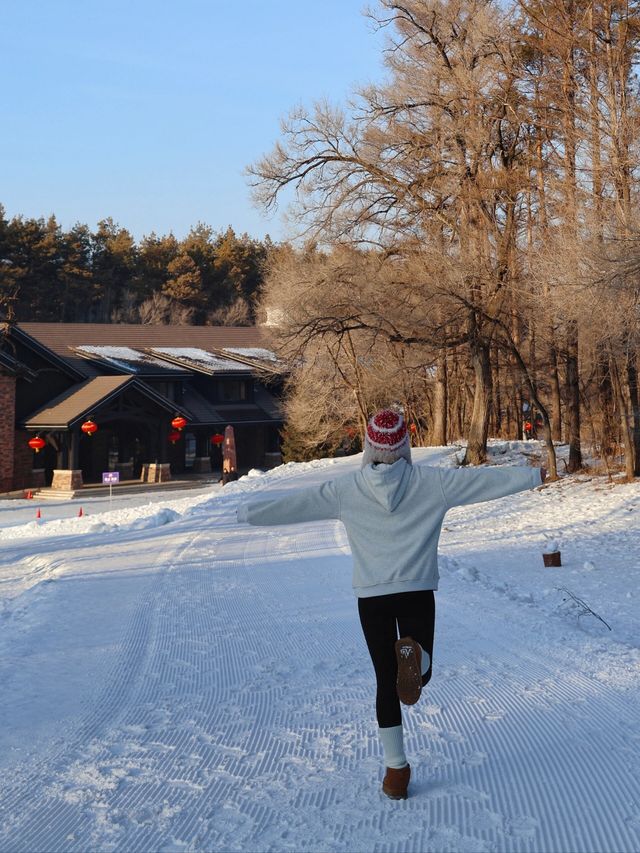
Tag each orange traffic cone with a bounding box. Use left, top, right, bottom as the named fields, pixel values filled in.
left=36, top=508, right=41, bottom=519
left=26, top=490, right=33, bottom=500
left=78, top=507, right=84, bottom=518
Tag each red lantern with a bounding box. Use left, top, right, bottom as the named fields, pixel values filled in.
left=81, top=419, right=98, bottom=436
left=169, top=430, right=182, bottom=444
left=210, top=433, right=224, bottom=446
left=171, top=415, right=187, bottom=431
left=28, top=435, right=46, bottom=453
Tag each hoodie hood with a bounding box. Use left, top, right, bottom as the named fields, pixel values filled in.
left=360, top=458, right=413, bottom=512
left=361, top=437, right=412, bottom=468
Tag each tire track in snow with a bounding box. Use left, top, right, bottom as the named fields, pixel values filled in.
left=103, top=515, right=358, bottom=853
left=0, top=506, right=277, bottom=851
left=0, top=461, right=365, bottom=850
left=145, top=515, right=640, bottom=852
left=406, top=576, right=640, bottom=853
left=0, top=527, right=205, bottom=851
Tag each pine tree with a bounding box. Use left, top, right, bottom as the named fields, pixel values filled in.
left=162, top=253, right=204, bottom=308
left=91, top=218, right=137, bottom=321
left=59, top=223, right=93, bottom=321
left=136, top=232, right=179, bottom=302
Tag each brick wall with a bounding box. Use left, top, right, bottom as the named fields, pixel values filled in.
left=0, top=375, right=16, bottom=492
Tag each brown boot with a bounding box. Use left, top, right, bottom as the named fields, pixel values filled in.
left=395, top=637, right=422, bottom=705
left=382, top=764, right=411, bottom=800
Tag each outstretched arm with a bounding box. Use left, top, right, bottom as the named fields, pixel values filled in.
left=237, top=480, right=340, bottom=526
left=438, top=466, right=543, bottom=510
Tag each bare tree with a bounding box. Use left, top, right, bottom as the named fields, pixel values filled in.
left=137, top=292, right=195, bottom=325
left=251, top=0, right=538, bottom=463
left=251, top=0, right=640, bottom=476
left=208, top=297, right=251, bottom=326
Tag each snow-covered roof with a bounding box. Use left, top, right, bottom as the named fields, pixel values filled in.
left=222, top=347, right=279, bottom=363
left=74, top=346, right=186, bottom=373
left=149, top=347, right=252, bottom=374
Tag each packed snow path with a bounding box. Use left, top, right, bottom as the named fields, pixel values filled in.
left=0, top=448, right=639, bottom=852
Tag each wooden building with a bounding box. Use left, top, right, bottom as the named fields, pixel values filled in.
left=0, top=323, right=284, bottom=494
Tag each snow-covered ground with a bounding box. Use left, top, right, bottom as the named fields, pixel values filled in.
left=0, top=442, right=639, bottom=853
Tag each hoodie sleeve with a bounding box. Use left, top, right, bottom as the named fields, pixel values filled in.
left=237, top=479, right=341, bottom=526
left=438, top=466, right=542, bottom=510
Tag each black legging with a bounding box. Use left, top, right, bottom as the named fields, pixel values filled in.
left=358, top=590, right=436, bottom=728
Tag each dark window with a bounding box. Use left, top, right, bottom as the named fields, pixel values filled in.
left=220, top=380, right=247, bottom=402
left=150, top=381, right=176, bottom=401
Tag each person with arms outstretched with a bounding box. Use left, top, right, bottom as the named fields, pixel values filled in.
left=237, top=409, right=545, bottom=800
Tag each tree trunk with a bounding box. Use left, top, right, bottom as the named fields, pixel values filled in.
left=492, top=346, right=502, bottom=437
left=547, top=333, right=563, bottom=442
left=448, top=349, right=466, bottom=442
left=596, top=344, right=616, bottom=460
left=464, top=339, right=492, bottom=465
left=610, top=353, right=635, bottom=481
left=565, top=323, right=583, bottom=472
left=431, top=351, right=448, bottom=446
left=511, top=311, right=523, bottom=440
left=626, top=355, right=640, bottom=476
left=560, top=6, right=583, bottom=473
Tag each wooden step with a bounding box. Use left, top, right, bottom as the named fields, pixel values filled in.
left=32, top=477, right=218, bottom=501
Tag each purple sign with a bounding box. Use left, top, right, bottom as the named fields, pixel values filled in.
left=102, top=472, right=120, bottom=484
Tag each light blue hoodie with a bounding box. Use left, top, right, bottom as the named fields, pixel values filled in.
left=237, top=460, right=542, bottom=598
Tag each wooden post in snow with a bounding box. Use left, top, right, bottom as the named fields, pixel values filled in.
left=222, top=425, right=238, bottom=485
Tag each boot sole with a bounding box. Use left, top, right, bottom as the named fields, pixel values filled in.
left=382, top=786, right=409, bottom=800
left=382, top=787, right=408, bottom=800
left=395, top=638, right=422, bottom=705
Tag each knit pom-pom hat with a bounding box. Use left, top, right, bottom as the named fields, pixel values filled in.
left=361, top=409, right=412, bottom=468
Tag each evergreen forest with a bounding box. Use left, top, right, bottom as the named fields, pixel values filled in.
left=0, top=206, right=270, bottom=327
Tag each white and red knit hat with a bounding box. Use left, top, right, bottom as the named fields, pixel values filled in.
left=361, top=409, right=412, bottom=467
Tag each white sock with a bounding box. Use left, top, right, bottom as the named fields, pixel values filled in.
left=378, top=725, right=408, bottom=769
left=420, top=645, right=431, bottom=676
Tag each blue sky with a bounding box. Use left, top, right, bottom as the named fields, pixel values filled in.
left=0, top=1, right=387, bottom=242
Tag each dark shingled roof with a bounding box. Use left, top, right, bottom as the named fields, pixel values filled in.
left=180, top=386, right=224, bottom=424
left=17, top=323, right=274, bottom=378
left=15, top=324, right=284, bottom=429
left=180, top=386, right=282, bottom=426
left=253, top=386, right=283, bottom=420
left=22, top=376, right=177, bottom=429
left=22, top=376, right=131, bottom=428
left=213, top=404, right=276, bottom=424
